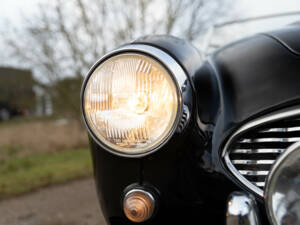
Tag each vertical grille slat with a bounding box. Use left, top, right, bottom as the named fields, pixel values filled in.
left=223, top=110, right=300, bottom=197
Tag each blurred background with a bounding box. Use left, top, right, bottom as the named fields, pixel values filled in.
left=0, top=0, right=299, bottom=224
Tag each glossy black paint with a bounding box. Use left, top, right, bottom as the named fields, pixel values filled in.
left=267, top=26, right=300, bottom=55
left=90, top=126, right=239, bottom=225
left=86, top=27, right=300, bottom=224
left=207, top=28, right=300, bottom=193
left=193, top=61, right=221, bottom=125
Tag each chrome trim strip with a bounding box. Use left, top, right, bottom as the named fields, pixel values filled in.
left=224, top=153, right=265, bottom=197
left=222, top=106, right=300, bottom=197
left=232, top=149, right=284, bottom=154
left=238, top=138, right=300, bottom=143
left=253, top=182, right=265, bottom=187
left=260, top=127, right=300, bottom=132
left=232, top=160, right=275, bottom=165
left=285, top=127, right=300, bottom=131
left=239, top=170, right=269, bottom=176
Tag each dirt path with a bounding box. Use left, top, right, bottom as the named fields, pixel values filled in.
left=0, top=178, right=106, bottom=225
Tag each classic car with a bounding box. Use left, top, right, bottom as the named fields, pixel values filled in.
left=81, top=14, right=300, bottom=225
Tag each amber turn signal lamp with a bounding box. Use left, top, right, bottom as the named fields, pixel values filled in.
left=123, top=189, right=156, bottom=223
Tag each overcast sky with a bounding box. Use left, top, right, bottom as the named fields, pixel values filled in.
left=1, top=0, right=300, bottom=62
left=1, top=0, right=299, bottom=78
left=1, top=0, right=300, bottom=23
left=1, top=0, right=300, bottom=36
left=1, top=0, right=300, bottom=48
left=239, top=0, right=300, bottom=16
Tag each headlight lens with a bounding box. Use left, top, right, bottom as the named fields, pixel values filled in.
left=83, top=53, right=179, bottom=155
left=265, top=142, right=300, bottom=225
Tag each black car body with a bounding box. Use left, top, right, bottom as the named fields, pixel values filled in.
left=81, top=25, right=300, bottom=225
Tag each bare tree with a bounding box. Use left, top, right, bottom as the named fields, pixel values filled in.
left=1, top=0, right=234, bottom=118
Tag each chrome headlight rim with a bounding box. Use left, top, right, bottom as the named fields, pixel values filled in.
left=264, top=141, right=300, bottom=225
left=81, top=44, right=187, bottom=158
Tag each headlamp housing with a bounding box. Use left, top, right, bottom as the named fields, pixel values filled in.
left=265, top=142, right=300, bottom=225
left=81, top=44, right=189, bottom=157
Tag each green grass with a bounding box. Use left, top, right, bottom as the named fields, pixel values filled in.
left=0, top=148, right=92, bottom=198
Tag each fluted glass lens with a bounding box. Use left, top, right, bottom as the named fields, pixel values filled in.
left=83, top=53, right=178, bottom=154
left=266, top=144, right=300, bottom=225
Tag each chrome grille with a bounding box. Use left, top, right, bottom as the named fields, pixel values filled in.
left=223, top=108, right=300, bottom=197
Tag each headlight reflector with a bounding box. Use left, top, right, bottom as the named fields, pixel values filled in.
left=83, top=53, right=180, bottom=155
left=265, top=142, right=300, bottom=225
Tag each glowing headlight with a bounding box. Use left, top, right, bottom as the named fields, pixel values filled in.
left=265, top=142, right=300, bottom=225
left=82, top=46, right=185, bottom=156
